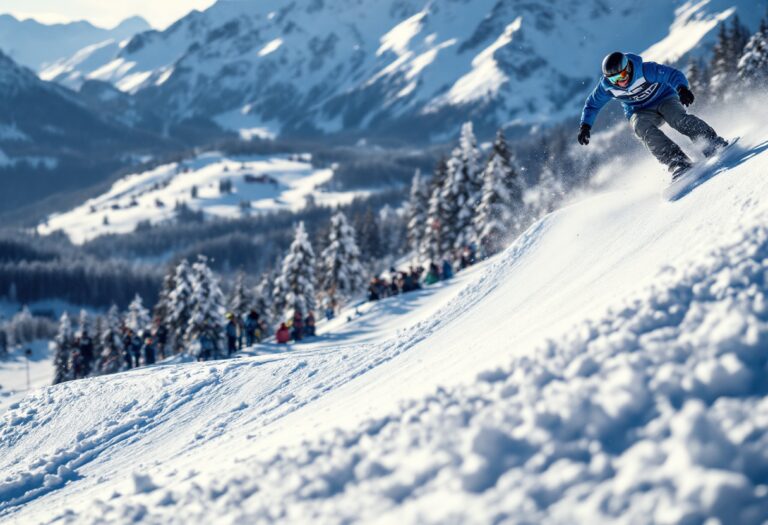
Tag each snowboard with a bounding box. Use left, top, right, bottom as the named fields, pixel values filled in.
left=663, top=137, right=741, bottom=201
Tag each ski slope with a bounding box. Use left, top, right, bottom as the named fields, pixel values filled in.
left=37, top=152, right=372, bottom=244
left=3, top=104, right=768, bottom=523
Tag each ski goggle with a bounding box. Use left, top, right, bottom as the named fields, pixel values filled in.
left=606, top=57, right=631, bottom=84
left=607, top=68, right=630, bottom=84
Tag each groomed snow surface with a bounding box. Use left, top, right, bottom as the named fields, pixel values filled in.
left=3, top=103, right=768, bottom=523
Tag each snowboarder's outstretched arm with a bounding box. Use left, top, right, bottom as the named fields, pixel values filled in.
left=580, top=81, right=612, bottom=128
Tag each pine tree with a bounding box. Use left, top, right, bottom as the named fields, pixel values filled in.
left=729, top=15, right=751, bottom=62
left=99, top=305, right=124, bottom=375
left=126, top=294, right=150, bottom=335
left=490, top=129, right=525, bottom=226
left=378, top=205, right=406, bottom=260
left=738, top=15, right=768, bottom=89
left=52, top=312, right=73, bottom=385
left=168, top=259, right=193, bottom=353
left=153, top=268, right=175, bottom=330
left=356, top=207, right=382, bottom=261
left=228, top=271, right=252, bottom=319
left=686, top=58, right=710, bottom=102
left=473, top=154, right=515, bottom=258
left=273, top=222, right=317, bottom=321
left=320, top=211, right=365, bottom=305
left=184, top=255, right=226, bottom=356
left=77, top=309, right=90, bottom=338
left=710, top=16, right=751, bottom=99
left=253, top=271, right=274, bottom=328
left=406, top=170, right=429, bottom=257
left=421, top=158, right=449, bottom=262
left=449, top=122, right=484, bottom=252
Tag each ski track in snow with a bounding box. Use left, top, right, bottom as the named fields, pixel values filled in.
left=2, top=108, right=768, bottom=523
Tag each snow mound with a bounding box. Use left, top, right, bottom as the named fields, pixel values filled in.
left=62, top=218, right=768, bottom=524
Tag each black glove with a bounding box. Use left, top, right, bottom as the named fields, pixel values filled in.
left=577, top=124, right=591, bottom=146
left=677, top=85, right=694, bottom=106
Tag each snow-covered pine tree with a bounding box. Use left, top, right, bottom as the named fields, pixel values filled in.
left=273, top=221, right=317, bottom=321
left=99, top=304, right=124, bottom=375
left=738, top=15, right=768, bottom=89
left=320, top=211, right=365, bottom=305
left=184, top=255, right=225, bottom=355
left=378, top=205, right=406, bottom=260
left=168, top=259, right=193, bottom=353
left=356, top=207, right=382, bottom=262
left=228, top=271, right=252, bottom=319
left=253, top=271, right=274, bottom=328
left=686, top=58, right=710, bottom=103
left=421, top=158, right=449, bottom=262
left=52, top=312, right=73, bottom=385
left=473, top=154, right=515, bottom=259
left=710, top=16, right=751, bottom=100
left=406, top=170, right=429, bottom=257
left=77, top=309, right=90, bottom=337
left=153, top=268, right=175, bottom=329
left=450, top=122, right=484, bottom=252
left=490, top=129, right=526, bottom=227
left=126, top=294, right=150, bottom=335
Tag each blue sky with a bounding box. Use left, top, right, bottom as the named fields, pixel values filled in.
left=0, top=0, right=216, bottom=29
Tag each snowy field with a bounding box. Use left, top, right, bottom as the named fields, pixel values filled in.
left=37, top=153, right=373, bottom=244
left=3, top=102, right=768, bottom=523
left=0, top=342, right=53, bottom=413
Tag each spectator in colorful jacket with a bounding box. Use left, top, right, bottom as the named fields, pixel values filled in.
left=276, top=323, right=291, bottom=344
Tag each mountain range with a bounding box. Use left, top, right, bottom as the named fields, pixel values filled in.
left=0, top=50, right=180, bottom=221
left=0, top=14, right=150, bottom=72
left=38, top=0, right=764, bottom=142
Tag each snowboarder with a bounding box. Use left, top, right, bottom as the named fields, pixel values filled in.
left=578, top=52, right=729, bottom=178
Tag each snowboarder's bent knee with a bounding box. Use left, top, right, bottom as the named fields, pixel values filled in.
left=578, top=51, right=728, bottom=179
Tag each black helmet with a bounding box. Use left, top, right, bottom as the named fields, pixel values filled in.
left=602, top=52, right=633, bottom=85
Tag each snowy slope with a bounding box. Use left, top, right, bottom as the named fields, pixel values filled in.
left=39, top=0, right=763, bottom=140
left=37, top=152, right=373, bottom=244
left=2, top=102, right=768, bottom=523
left=0, top=342, right=53, bottom=413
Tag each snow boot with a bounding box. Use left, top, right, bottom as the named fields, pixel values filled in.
left=670, top=160, right=693, bottom=181
left=702, top=137, right=730, bottom=159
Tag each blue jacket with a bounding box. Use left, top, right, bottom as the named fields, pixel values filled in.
left=580, top=53, right=689, bottom=127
